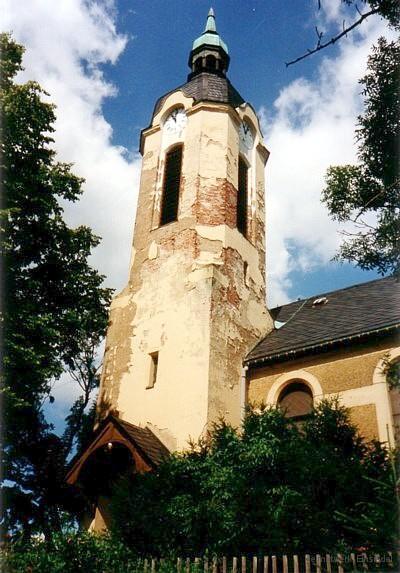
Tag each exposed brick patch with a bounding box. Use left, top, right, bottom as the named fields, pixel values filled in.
left=195, top=178, right=237, bottom=228
left=158, top=228, right=199, bottom=260
left=227, top=285, right=240, bottom=308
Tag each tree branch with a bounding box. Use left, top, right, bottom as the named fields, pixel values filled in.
left=286, top=7, right=380, bottom=67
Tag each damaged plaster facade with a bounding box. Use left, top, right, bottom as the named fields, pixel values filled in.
left=98, top=87, right=272, bottom=451
left=95, top=10, right=399, bottom=455
left=67, top=10, right=400, bottom=532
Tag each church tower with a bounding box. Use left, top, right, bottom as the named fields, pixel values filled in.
left=97, top=10, right=273, bottom=450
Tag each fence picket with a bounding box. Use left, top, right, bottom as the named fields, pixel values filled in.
left=305, top=554, right=310, bottom=573
left=253, top=556, right=258, bottom=573
left=212, top=557, right=217, bottom=573
left=263, top=555, right=269, bottom=573
left=223, top=556, right=227, bottom=573
left=271, top=555, right=277, bottom=573
left=177, top=557, right=182, bottom=573
left=337, top=553, right=344, bottom=573
left=242, top=556, right=246, bottom=573
left=387, top=551, right=393, bottom=569
left=204, top=557, right=209, bottom=573
left=282, top=555, right=288, bottom=573
left=144, top=558, right=149, bottom=573
left=293, top=555, right=299, bottom=573
left=233, top=557, right=238, bottom=573
left=361, top=552, right=368, bottom=571
left=186, top=558, right=191, bottom=573
left=316, top=554, right=322, bottom=573
left=326, top=554, right=332, bottom=573
left=151, top=558, right=156, bottom=573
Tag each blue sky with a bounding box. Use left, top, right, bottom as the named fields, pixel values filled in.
left=101, top=0, right=321, bottom=150
left=103, top=0, right=377, bottom=302
left=3, top=0, right=391, bottom=430
left=99, top=0, right=381, bottom=302
left=3, top=0, right=386, bottom=306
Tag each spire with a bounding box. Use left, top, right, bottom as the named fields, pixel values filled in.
left=188, top=8, right=230, bottom=79
left=204, top=8, right=216, bottom=33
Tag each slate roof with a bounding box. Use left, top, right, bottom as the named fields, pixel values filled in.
left=152, top=72, right=245, bottom=118
left=245, top=276, right=400, bottom=367
left=112, top=416, right=170, bottom=466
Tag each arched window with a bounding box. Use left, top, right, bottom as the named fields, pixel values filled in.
left=206, top=55, right=216, bottom=70
left=278, top=382, right=313, bottom=420
left=160, top=145, right=183, bottom=226
left=237, top=157, right=248, bottom=236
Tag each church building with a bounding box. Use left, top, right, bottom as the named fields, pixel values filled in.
left=67, top=10, right=400, bottom=531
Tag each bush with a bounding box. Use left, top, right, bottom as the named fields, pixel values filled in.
left=2, top=531, right=139, bottom=573
left=110, top=400, right=397, bottom=555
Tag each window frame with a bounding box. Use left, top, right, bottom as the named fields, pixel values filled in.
left=277, top=380, right=314, bottom=421
left=159, top=143, right=183, bottom=227
left=237, top=155, right=249, bottom=237
left=146, top=351, right=159, bottom=389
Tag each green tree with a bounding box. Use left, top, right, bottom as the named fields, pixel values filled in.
left=322, top=37, right=399, bottom=275
left=0, top=33, right=113, bottom=539
left=110, top=401, right=396, bottom=555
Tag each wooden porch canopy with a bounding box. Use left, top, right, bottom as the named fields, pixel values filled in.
left=66, top=415, right=170, bottom=486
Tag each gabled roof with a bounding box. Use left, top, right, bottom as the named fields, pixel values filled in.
left=114, top=417, right=170, bottom=466
left=246, top=276, right=400, bottom=367
left=66, top=415, right=170, bottom=485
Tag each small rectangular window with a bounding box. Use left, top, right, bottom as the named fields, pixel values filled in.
left=237, top=158, right=248, bottom=236
left=160, top=145, right=182, bottom=226
left=146, top=352, right=159, bottom=389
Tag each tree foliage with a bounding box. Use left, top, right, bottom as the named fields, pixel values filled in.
left=110, top=401, right=397, bottom=555
left=0, top=33, right=113, bottom=539
left=322, top=37, right=400, bottom=275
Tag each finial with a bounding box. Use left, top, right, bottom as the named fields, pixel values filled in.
left=205, top=7, right=217, bottom=33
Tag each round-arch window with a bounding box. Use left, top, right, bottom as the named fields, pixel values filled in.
left=278, top=382, right=313, bottom=420
left=206, top=55, right=216, bottom=70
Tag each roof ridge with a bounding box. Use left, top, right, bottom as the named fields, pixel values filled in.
left=270, top=275, right=396, bottom=312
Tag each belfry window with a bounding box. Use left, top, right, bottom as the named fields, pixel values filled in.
left=278, top=382, right=313, bottom=421
left=160, top=145, right=183, bottom=226
left=237, top=157, right=248, bottom=236
left=206, top=55, right=217, bottom=70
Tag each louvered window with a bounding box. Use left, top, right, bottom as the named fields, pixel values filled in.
left=160, top=145, right=182, bottom=226
left=237, top=157, right=248, bottom=236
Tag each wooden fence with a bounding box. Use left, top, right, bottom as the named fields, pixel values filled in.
left=139, top=553, right=398, bottom=573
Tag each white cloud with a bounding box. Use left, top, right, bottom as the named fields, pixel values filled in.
left=1, top=0, right=141, bottom=426
left=2, top=0, right=141, bottom=292
left=262, top=17, right=393, bottom=307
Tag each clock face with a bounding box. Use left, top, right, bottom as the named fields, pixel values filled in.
left=164, top=108, right=187, bottom=135
left=239, top=121, right=254, bottom=150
